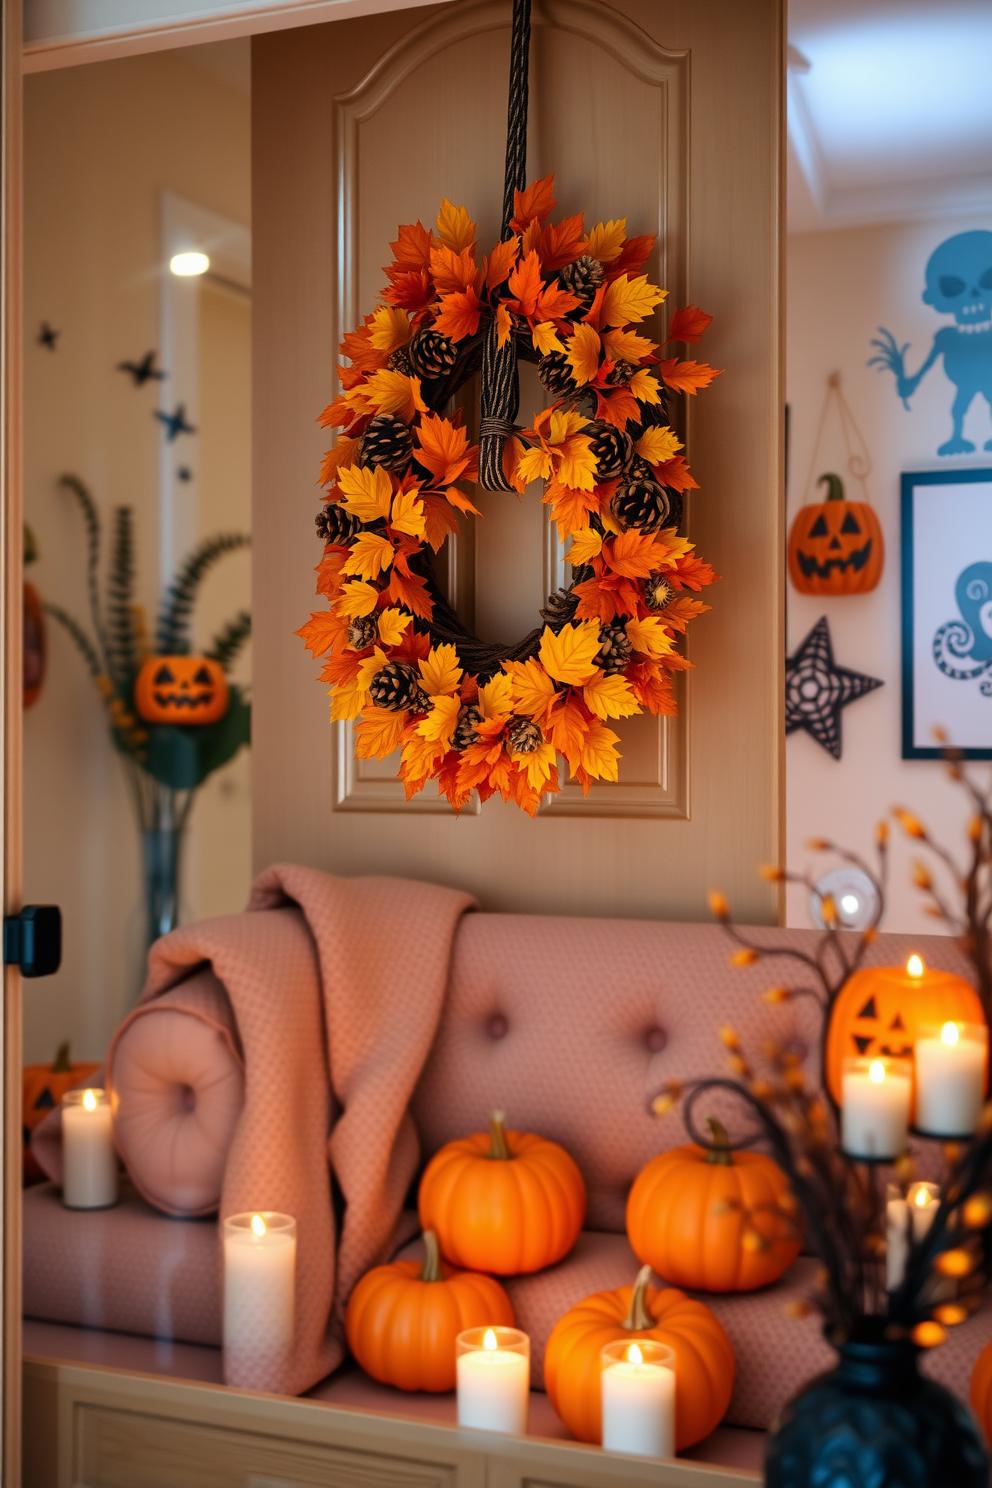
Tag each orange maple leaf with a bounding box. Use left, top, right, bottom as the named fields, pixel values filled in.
left=659, top=596, right=711, bottom=632
left=594, top=385, right=641, bottom=430
left=318, top=437, right=359, bottom=487
left=657, top=358, right=723, bottom=395
left=339, top=324, right=385, bottom=371
left=572, top=578, right=620, bottom=623
left=654, top=454, right=699, bottom=493
left=534, top=282, right=582, bottom=322
left=506, top=250, right=545, bottom=319
left=382, top=269, right=435, bottom=315
left=510, top=174, right=557, bottom=232
left=422, top=493, right=461, bottom=552
left=415, top=413, right=476, bottom=486
left=538, top=213, right=585, bottom=270
left=628, top=659, right=678, bottom=715
left=354, top=706, right=407, bottom=760
left=388, top=222, right=433, bottom=271
left=605, top=234, right=656, bottom=280
left=670, top=554, right=719, bottom=592
left=486, top=236, right=520, bottom=290
left=429, top=243, right=480, bottom=296
left=387, top=566, right=434, bottom=619
left=296, top=611, right=339, bottom=658
left=603, top=530, right=662, bottom=578
left=315, top=548, right=348, bottom=596
left=433, top=287, right=481, bottom=342
left=666, top=305, right=714, bottom=344
left=547, top=693, right=590, bottom=771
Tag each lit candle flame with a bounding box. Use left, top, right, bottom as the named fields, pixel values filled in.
left=869, top=1060, right=886, bottom=1083
left=907, top=954, right=925, bottom=978
left=628, top=1343, right=644, bottom=1365
left=251, top=1213, right=266, bottom=1238
left=914, top=1186, right=933, bottom=1208
left=82, top=1090, right=97, bottom=1112
left=941, top=1022, right=960, bottom=1046
left=483, top=1329, right=498, bottom=1351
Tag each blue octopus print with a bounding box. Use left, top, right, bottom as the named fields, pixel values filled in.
left=933, top=561, right=992, bottom=695
left=869, top=230, right=992, bottom=456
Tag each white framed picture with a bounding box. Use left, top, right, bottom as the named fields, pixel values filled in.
left=902, top=468, right=992, bottom=759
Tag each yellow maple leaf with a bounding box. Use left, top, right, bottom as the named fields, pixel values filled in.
left=416, top=694, right=461, bottom=745
left=435, top=198, right=476, bottom=253
left=539, top=620, right=602, bottom=686
left=532, top=320, right=565, bottom=356
left=478, top=673, right=513, bottom=720
left=547, top=409, right=597, bottom=492
left=338, top=462, right=393, bottom=522
left=376, top=607, right=412, bottom=646
left=635, top=425, right=683, bottom=465
left=580, top=718, right=621, bottom=780
left=627, top=368, right=662, bottom=405
left=356, top=646, right=389, bottom=692
left=517, top=445, right=553, bottom=485
left=368, top=305, right=412, bottom=353
left=329, top=676, right=365, bottom=721
left=626, top=615, right=675, bottom=657
left=582, top=671, right=642, bottom=720
left=602, top=327, right=658, bottom=363
left=496, top=303, right=513, bottom=349
left=584, top=218, right=626, bottom=264
left=354, top=706, right=407, bottom=759
left=505, top=657, right=557, bottom=720
left=334, top=580, right=380, bottom=618
left=567, top=528, right=603, bottom=565
left=389, top=488, right=426, bottom=539
left=514, top=737, right=557, bottom=791
left=419, top=643, right=463, bottom=697
left=601, top=274, right=667, bottom=327
left=364, top=368, right=427, bottom=423
left=342, top=532, right=395, bottom=580
left=565, top=323, right=601, bottom=385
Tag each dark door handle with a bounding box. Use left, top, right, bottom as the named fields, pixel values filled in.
left=3, top=906, right=61, bottom=977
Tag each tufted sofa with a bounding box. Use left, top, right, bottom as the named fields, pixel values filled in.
left=22, top=911, right=992, bottom=1432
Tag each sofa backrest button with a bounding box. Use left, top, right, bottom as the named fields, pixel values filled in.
left=645, top=1026, right=667, bottom=1053
left=488, top=1014, right=509, bottom=1040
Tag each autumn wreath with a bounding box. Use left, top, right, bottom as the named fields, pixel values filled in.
left=297, top=174, right=720, bottom=815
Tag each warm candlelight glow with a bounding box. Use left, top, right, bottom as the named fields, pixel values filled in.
left=941, top=1022, right=960, bottom=1046
left=914, top=1186, right=932, bottom=1208
left=907, top=954, right=925, bottom=977
left=628, top=1344, right=644, bottom=1365
left=251, top=1213, right=267, bottom=1238
left=82, top=1089, right=97, bottom=1112
left=869, top=1060, right=886, bottom=1083
left=484, top=1328, right=498, bottom=1351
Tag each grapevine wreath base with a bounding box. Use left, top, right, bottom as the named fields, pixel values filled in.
left=298, top=176, right=720, bottom=816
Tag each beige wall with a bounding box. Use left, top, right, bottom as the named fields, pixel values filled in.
left=23, top=43, right=251, bottom=1063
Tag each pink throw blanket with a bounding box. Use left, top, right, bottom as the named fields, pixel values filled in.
left=38, top=867, right=474, bottom=1395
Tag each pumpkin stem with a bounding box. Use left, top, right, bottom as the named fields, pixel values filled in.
left=622, top=1265, right=656, bottom=1331
left=817, top=472, right=845, bottom=503
left=51, top=1041, right=72, bottom=1074
left=703, top=1116, right=734, bottom=1165
left=488, top=1110, right=512, bottom=1161
left=419, top=1229, right=444, bottom=1283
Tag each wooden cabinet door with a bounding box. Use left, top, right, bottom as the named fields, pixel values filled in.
left=252, top=0, right=784, bottom=923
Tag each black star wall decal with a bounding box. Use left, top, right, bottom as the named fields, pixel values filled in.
left=118, top=351, right=165, bottom=386
left=786, top=615, right=883, bottom=760
left=154, top=404, right=197, bottom=441
left=38, top=323, right=59, bottom=350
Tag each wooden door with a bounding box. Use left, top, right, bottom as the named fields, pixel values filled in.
left=252, top=0, right=784, bottom=923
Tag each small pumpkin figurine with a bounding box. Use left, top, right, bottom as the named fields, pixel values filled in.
left=787, top=473, right=885, bottom=596
left=544, top=1264, right=734, bottom=1450
left=970, top=1338, right=992, bottom=1448
left=134, top=655, right=229, bottom=726
left=23, top=1042, right=100, bottom=1183
left=419, top=1110, right=586, bottom=1275
left=344, top=1229, right=515, bottom=1392
left=626, top=1118, right=801, bottom=1292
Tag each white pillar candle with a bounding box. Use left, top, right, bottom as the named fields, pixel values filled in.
left=600, top=1340, right=676, bottom=1458
left=223, top=1212, right=296, bottom=1386
left=886, top=1182, right=939, bottom=1291
left=841, top=1057, right=911, bottom=1160
left=456, top=1327, right=529, bottom=1435
left=61, top=1088, right=118, bottom=1209
left=915, top=1022, right=988, bottom=1137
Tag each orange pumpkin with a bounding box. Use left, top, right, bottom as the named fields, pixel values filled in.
left=825, top=959, right=984, bottom=1109
left=626, top=1120, right=801, bottom=1292
left=134, top=655, right=229, bottom=726
left=544, top=1265, right=734, bottom=1450
left=23, top=1042, right=100, bottom=1183
left=418, top=1110, right=586, bottom=1275
left=970, top=1339, right=992, bottom=1447
left=787, top=473, right=884, bottom=596
left=344, top=1230, right=515, bottom=1392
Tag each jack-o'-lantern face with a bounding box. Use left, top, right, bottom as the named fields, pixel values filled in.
left=134, top=655, right=229, bottom=726
left=787, top=475, right=885, bottom=597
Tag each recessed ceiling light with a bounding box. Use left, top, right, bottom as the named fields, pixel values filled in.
left=170, top=251, right=210, bottom=277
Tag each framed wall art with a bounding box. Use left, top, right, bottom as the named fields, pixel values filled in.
left=902, top=467, right=992, bottom=759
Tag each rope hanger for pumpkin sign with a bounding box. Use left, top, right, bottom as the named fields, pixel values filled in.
left=800, top=371, right=875, bottom=508
left=299, top=0, right=723, bottom=814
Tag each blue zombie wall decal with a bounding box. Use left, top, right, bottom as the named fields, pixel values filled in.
left=933, top=560, right=992, bottom=694
left=869, top=230, right=992, bottom=457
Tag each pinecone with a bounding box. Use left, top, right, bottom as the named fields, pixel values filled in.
left=595, top=624, right=634, bottom=675
left=606, top=359, right=638, bottom=386
left=368, top=661, right=426, bottom=712
left=452, top=704, right=484, bottom=752
left=611, top=472, right=673, bottom=534
left=644, top=575, right=673, bottom=611
left=539, top=351, right=579, bottom=400
left=347, top=615, right=378, bottom=651
left=387, top=344, right=414, bottom=377
left=358, top=414, right=413, bottom=473
left=316, top=503, right=360, bottom=545
left=558, top=255, right=605, bottom=308
left=408, top=329, right=458, bottom=380
left=540, top=587, right=578, bottom=629
left=507, top=717, right=544, bottom=754
left=586, top=420, right=633, bottom=481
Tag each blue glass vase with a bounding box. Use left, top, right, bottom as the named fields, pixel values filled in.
left=765, top=1322, right=989, bottom=1487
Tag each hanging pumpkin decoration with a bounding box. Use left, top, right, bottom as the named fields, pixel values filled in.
left=22, top=1042, right=100, bottom=1183
left=824, top=957, right=984, bottom=1108
left=970, top=1339, right=992, bottom=1448
left=418, top=1110, right=586, bottom=1275
left=787, top=473, right=885, bottom=597
left=626, top=1119, right=801, bottom=1292
left=544, top=1264, right=734, bottom=1450
left=134, top=655, right=230, bottom=726
left=344, top=1230, right=515, bottom=1392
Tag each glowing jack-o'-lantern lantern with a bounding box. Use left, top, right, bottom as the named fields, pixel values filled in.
left=787, top=474, right=885, bottom=596
left=134, top=655, right=229, bottom=726
left=825, top=955, right=984, bottom=1109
